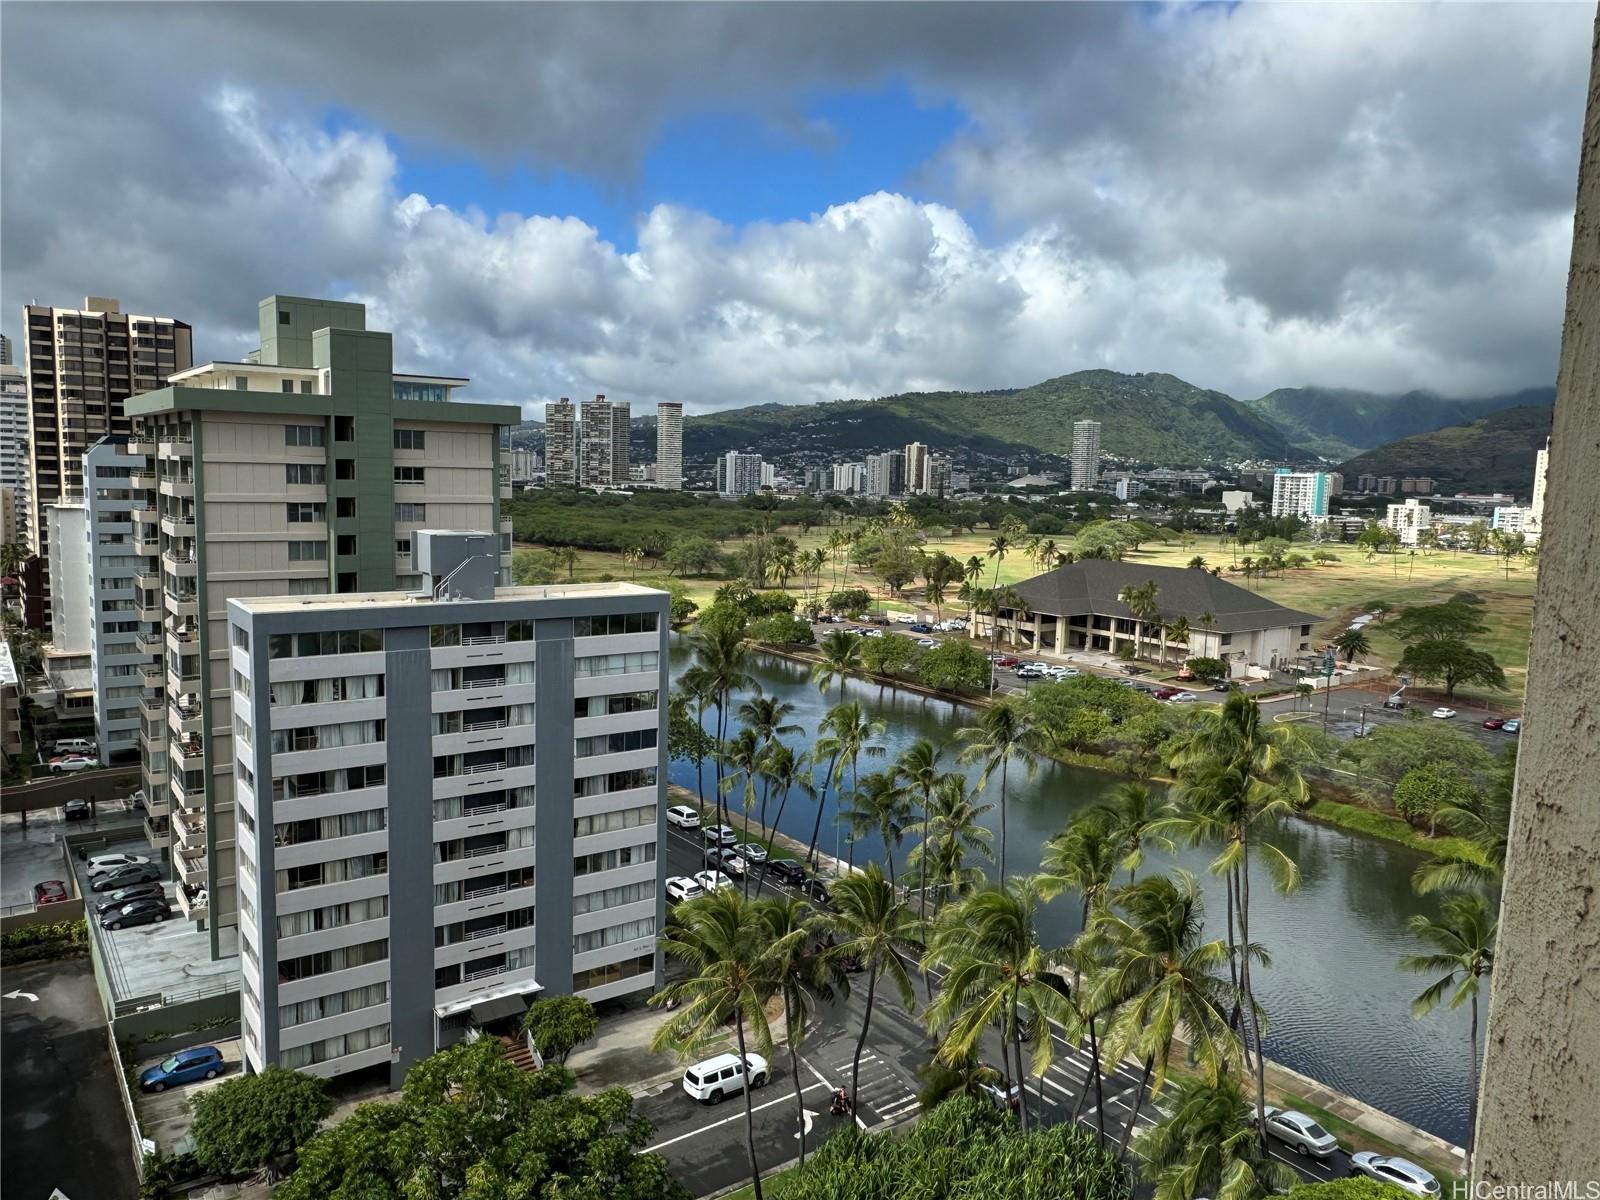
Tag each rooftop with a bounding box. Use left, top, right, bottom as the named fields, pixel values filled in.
left=232, top=580, right=666, bottom=615
left=1011, top=558, right=1322, bottom=633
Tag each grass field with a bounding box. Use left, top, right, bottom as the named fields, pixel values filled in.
left=515, top=525, right=1536, bottom=701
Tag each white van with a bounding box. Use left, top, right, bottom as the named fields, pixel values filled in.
left=681, top=1052, right=769, bottom=1103
left=53, top=738, right=96, bottom=757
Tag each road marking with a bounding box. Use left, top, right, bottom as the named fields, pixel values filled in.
left=644, top=1081, right=830, bottom=1152
left=3, top=990, right=39, bottom=1002
left=876, top=1097, right=921, bottom=1121
left=793, top=1108, right=816, bottom=1139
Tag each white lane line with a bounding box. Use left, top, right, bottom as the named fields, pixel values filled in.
left=876, top=1097, right=921, bottom=1121
left=798, top=1051, right=867, bottom=1130
left=645, top=1081, right=830, bottom=1152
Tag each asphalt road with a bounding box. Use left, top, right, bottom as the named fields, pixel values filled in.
left=1, top=958, right=140, bottom=1200
left=645, top=830, right=1353, bottom=1197
left=1257, top=682, right=1524, bottom=751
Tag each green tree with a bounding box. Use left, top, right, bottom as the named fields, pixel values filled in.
left=826, top=865, right=922, bottom=1106
left=916, top=638, right=990, bottom=693
left=1135, top=1070, right=1297, bottom=1200
left=653, top=888, right=785, bottom=1200
left=1340, top=721, right=1496, bottom=806
left=908, top=773, right=994, bottom=916
left=1331, top=628, right=1371, bottom=664
left=860, top=632, right=921, bottom=679
left=825, top=587, right=873, bottom=616
left=1099, top=781, right=1176, bottom=883
left=1399, top=892, right=1496, bottom=1174
left=956, top=697, right=1040, bottom=877
left=189, top=1066, right=331, bottom=1178
left=838, top=770, right=914, bottom=880
left=1392, top=763, right=1477, bottom=836
left=1413, top=749, right=1515, bottom=893
left=694, top=610, right=757, bottom=834
left=804, top=701, right=882, bottom=869
left=748, top=612, right=814, bottom=645
left=1284, top=1182, right=1400, bottom=1200
left=1041, top=808, right=1120, bottom=939
left=1118, top=580, right=1161, bottom=661
left=915, top=1052, right=1003, bottom=1113
left=1395, top=639, right=1507, bottom=699
left=1183, top=656, right=1228, bottom=683
left=759, top=895, right=841, bottom=1165
left=523, top=994, right=600, bottom=1066
left=1050, top=708, right=1114, bottom=752
left=813, top=629, right=863, bottom=699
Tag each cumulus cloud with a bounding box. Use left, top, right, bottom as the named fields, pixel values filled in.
left=0, top=3, right=1587, bottom=414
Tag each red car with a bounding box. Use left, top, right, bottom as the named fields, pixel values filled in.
left=995, top=656, right=1021, bottom=668
left=33, top=880, right=70, bottom=906
left=1482, top=717, right=1505, bottom=730
left=1153, top=687, right=1183, bottom=700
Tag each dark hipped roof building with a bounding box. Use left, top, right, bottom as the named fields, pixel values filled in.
left=984, top=559, right=1322, bottom=676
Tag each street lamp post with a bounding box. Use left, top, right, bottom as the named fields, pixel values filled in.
left=1321, top=648, right=1336, bottom=731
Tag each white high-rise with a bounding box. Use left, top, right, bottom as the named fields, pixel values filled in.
left=716, top=451, right=763, bottom=498
left=1528, top=438, right=1550, bottom=538
left=1270, top=470, right=1333, bottom=523
left=545, top=398, right=578, bottom=485
left=1071, top=421, right=1102, bottom=491
left=654, top=402, right=684, bottom=490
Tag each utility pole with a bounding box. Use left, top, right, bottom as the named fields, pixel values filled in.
left=1321, top=647, right=1336, bottom=731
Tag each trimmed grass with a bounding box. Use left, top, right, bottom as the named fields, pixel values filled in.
left=1304, top=799, right=1481, bottom=862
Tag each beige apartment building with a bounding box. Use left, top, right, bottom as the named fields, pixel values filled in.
left=123, top=295, right=518, bottom=958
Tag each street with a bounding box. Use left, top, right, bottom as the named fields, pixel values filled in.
left=645, top=826, right=1353, bottom=1196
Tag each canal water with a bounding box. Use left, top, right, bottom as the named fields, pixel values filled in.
left=667, top=640, right=1475, bottom=1145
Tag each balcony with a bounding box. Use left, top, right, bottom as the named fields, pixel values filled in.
left=170, top=736, right=204, bottom=771
left=176, top=886, right=208, bottom=921
left=143, top=815, right=170, bottom=848
left=134, top=625, right=163, bottom=654
left=159, top=476, right=194, bottom=499
left=138, top=689, right=165, bottom=718
left=138, top=661, right=164, bottom=688
left=159, top=512, right=195, bottom=539
left=170, top=773, right=204, bottom=812
left=133, top=565, right=161, bottom=592
left=170, top=697, right=202, bottom=735
left=130, top=498, right=158, bottom=524
left=175, top=848, right=208, bottom=885
left=128, top=467, right=157, bottom=490
left=164, top=590, right=198, bottom=620
left=172, top=807, right=206, bottom=847
left=162, top=549, right=197, bottom=578
left=128, top=436, right=155, bottom=457
left=142, top=789, right=169, bottom=820
left=131, top=524, right=160, bottom=554
left=157, top=436, right=192, bottom=459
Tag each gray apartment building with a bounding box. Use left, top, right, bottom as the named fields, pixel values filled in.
left=84, top=437, right=155, bottom=768
left=227, top=532, right=667, bottom=1084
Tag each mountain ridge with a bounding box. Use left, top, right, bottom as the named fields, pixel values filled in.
left=1337, top=404, right=1554, bottom=495
left=1247, top=385, right=1554, bottom=458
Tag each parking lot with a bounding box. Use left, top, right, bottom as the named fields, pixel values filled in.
left=1258, top=682, right=1524, bottom=750
left=133, top=1038, right=245, bottom=1155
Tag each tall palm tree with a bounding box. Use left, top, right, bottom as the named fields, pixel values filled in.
left=805, top=701, right=884, bottom=869
left=1040, top=808, right=1120, bottom=940
left=758, top=895, right=843, bottom=1166
left=986, top=533, right=1011, bottom=590
left=752, top=742, right=805, bottom=896
left=1087, top=871, right=1243, bottom=1159
left=678, top=666, right=716, bottom=810
left=720, top=729, right=764, bottom=896
left=1164, top=616, right=1192, bottom=666
left=1118, top=580, right=1161, bottom=661
left=1098, top=781, right=1176, bottom=883
left=737, top=695, right=801, bottom=885
left=812, top=629, right=862, bottom=700
left=915, top=1051, right=1002, bottom=1113
left=907, top=774, right=993, bottom=917
left=956, top=697, right=1039, bottom=878
left=893, top=739, right=944, bottom=930
left=922, top=878, right=1071, bottom=1132
left=1136, top=1070, right=1298, bottom=1200
left=826, top=865, right=922, bottom=1108
left=1161, top=693, right=1308, bottom=1148
left=838, top=770, right=913, bottom=880
left=695, top=618, right=757, bottom=833
left=652, top=889, right=786, bottom=1200
left=1399, top=891, right=1495, bottom=1174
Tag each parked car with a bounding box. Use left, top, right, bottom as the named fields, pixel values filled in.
left=90, top=862, right=163, bottom=892
left=664, top=876, right=704, bottom=903
left=102, top=897, right=171, bottom=931
left=692, top=869, right=736, bottom=894
left=139, top=1046, right=225, bottom=1093
left=908, top=623, right=933, bottom=633
left=766, top=858, right=807, bottom=885
left=1502, top=719, right=1521, bottom=733
left=63, top=798, right=92, bottom=822
left=916, top=638, right=937, bottom=648
left=1135, top=683, right=1158, bottom=694
left=1153, top=687, right=1182, bottom=700
left=665, top=805, right=701, bottom=829
left=1121, top=664, right=1150, bottom=676
left=733, top=842, right=768, bottom=865
left=1169, top=692, right=1198, bottom=704
left=86, top=852, right=151, bottom=877
left=891, top=613, right=916, bottom=624
left=1264, top=1106, right=1339, bottom=1158
left=1014, top=667, right=1045, bottom=680
left=1481, top=717, right=1505, bottom=730
left=707, top=847, right=748, bottom=877
left=681, top=1052, right=768, bottom=1103
left=702, top=824, right=738, bottom=847
left=49, top=756, right=95, bottom=774
left=862, top=628, right=884, bottom=638
left=800, top=877, right=833, bottom=906
left=1431, top=707, right=1457, bottom=720
left=32, top=880, right=70, bottom=906
left=995, top=656, right=1020, bottom=668
left=1348, top=1154, right=1440, bottom=1196
left=1212, top=681, right=1233, bottom=693
left=1023, top=661, right=1049, bottom=672
left=95, top=883, right=166, bottom=915
left=52, top=738, right=96, bottom=757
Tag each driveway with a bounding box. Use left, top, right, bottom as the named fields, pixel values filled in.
left=1, top=958, right=139, bottom=1200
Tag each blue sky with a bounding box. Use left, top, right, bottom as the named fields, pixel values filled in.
left=396, top=81, right=968, bottom=250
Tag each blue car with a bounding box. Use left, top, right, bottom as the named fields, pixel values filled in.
left=908, top=623, right=933, bottom=633
left=140, top=1045, right=225, bottom=1092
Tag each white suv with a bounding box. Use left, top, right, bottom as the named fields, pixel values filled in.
left=665, top=876, right=704, bottom=903
left=682, top=1052, right=768, bottom=1103
left=666, top=805, right=701, bottom=829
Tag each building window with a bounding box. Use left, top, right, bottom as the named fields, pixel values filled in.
left=288, top=540, right=326, bottom=562
left=335, top=459, right=355, bottom=480
left=267, top=628, right=384, bottom=659
left=573, top=842, right=656, bottom=876
left=300, top=380, right=314, bottom=394
left=573, top=612, right=659, bottom=637
left=394, top=503, right=426, bottom=523
left=279, top=310, right=292, bottom=325
left=337, top=535, right=357, bottom=556
left=336, top=497, right=356, bottom=519
left=394, top=466, right=425, bottom=484
left=574, top=805, right=655, bottom=837
left=574, top=651, right=659, bottom=678
left=334, top=416, right=355, bottom=442
left=574, top=917, right=655, bottom=955
left=286, top=503, right=326, bottom=524
left=281, top=380, right=294, bottom=393
left=289, top=578, right=328, bottom=596
left=393, top=428, right=426, bottom=451
left=572, top=953, right=654, bottom=993
left=234, top=376, right=248, bottom=391
left=285, top=463, right=326, bottom=486
left=269, top=718, right=384, bottom=754
left=395, top=538, right=411, bottom=557
left=231, top=626, right=250, bottom=652
left=575, top=728, right=657, bottom=758
left=285, top=424, right=325, bottom=448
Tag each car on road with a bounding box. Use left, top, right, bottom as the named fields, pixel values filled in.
left=707, top=847, right=748, bottom=877
left=682, top=1052, right=768, bottom=1103
left=49, top=755, right=95, bottom=774
left=1169, top=692, right=1198, bottom=703
left=765, top=858, right=807, bottom=885
left=1153, top=687, right=1182, bottom=700
left=64, top=798, right=92, bottom=822
left=139, top=1046, right=225, bottom=1093
left=733, top=842, right=768, bottom=865
left=692, top=869, right=736, bottom=894
left=908, top=623, right=933, bottom=633
left=916, top=638, right=937, bottom=648
left=1212, top=681, right=1233, bottom=693
left=33, top=880, right=71, bottom=906
left=1264, top=1106, right=1339, bottom=1158
left=101, top=897, right=171, bottom=931
left=1502, top=719, right=1521, bottom=733
left=1014, top=667, right=1045, bottom=680
left=664, top=876, right=704, bottom=903
left=1023, top=661, right=1049, bottom=672
left=1481, top=717, right=1505, bottom=730
left=1121, top=664, right=1150, bottom=676
left=702, top=824, right=738, bottom=847
left=980, top=1069, right=1023, bottom=1112
left=863, top=628, right=884, bottom=638
left=94, top=883, right=166, bottom=915
left=800, top=877, right=833, bottom=906
left=86, top=852, right=151, bottom=877
left=666, top=805, right=701, bottom=829
left=90, top=862, right=163, bottom=892
left=1348, top=1154, right=1440, bottom=1196
left=1431, top=707, right=1457, bottom=719
left=995, top=656, right=1020, bottom=668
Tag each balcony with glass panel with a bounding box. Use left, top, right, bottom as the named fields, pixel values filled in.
left=170, top=734, right=204, bottom=772
left=170, top=693, right=203, bottom=736
left=159, top=473, right=194, bottom=499
left=159, top=511, right=195, bottom=539
left=162, top=547, right=197, bottom=578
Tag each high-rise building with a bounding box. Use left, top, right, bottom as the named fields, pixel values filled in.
left=866, top=450, right=905, bottom=498
left=610, top=400, right=631, bottom=486
left=122, top=295, right=519, bottom=952
left=1528, top=438, right=1550, bottom=537
left=903, top=442, right=929, bottom=494
left=1385, top=498, right=1433, bottom=547
left=923, top=454, right=953, bottom=498
left=1270, top=469, right=1332, bottom=522
left=226, top=531, right=667, bottom=1085
left=81, top=438, right=152, bottom=768
left=0, top=333, right=12, bottom=365
left=44, top=499, right=91, bottom=652
left=654, top=402, right=684, bottom=491
left=831, top=462, right=867, bottom=494
left=1, top=363, right=27, bottom=543
left=716, top=451, right=763, bottom=498
left=545, top=398, right=577, bottom=485
left=20, top=298, right=193, bottom=623
left=580, top=394, right=616, bottom=487
left=1070, top=420, right=1102, bottom=491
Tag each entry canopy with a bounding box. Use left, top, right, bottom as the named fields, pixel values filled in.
left=433, top=978, right=542, bottom=1022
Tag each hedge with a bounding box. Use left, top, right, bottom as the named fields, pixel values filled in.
left=1, top=918, right=89, bottom=965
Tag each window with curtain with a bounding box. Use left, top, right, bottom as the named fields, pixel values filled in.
left=279, top=982, right=388, bottom=1029
left=572, top=879, right=654, bottom=915
left=276, top=895, right=388, bottom=938
left=279, top=1022, right=390, bottom=1068
left=574, top=916, right=655, bottom=954
left=573, top=805, right=655, bottom=837
left=269, top=718, right=384, bottom=754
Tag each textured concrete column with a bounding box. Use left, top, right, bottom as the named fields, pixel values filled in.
left=1473, top=11, right=1600, bottom=1183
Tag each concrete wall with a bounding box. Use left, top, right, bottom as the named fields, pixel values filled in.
left=1472, top=11, right=1600, bottom=1183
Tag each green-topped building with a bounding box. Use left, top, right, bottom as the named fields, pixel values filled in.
left=123, top=295, right=520, bottom=956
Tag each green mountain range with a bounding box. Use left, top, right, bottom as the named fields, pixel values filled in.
left=1338, top=404, right=1554, bottom=494
left=1247, top=385, right=1553, bottom=459
left=682, top=370, right=1297, bottom=464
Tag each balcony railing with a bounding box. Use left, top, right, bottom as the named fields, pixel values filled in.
left=461, top=760, right=506, bottom=776
left=460, top=634, right=506, bottom=647
left=460, top=676, right=507, bottom=691
left=462, top=718, right=508, bottom=733
left=462, top=798, right=508, bottom=817
left=463, top=923, right=507, bottom=941
left=464, top=964, right=508, bottom=983
left=464, top=842, right=509, bottom=859
left=463, top=882, right=508, bottom=901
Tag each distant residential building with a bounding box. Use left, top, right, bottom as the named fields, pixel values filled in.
left=0, top=333, right=11, bottom=365
left=1114, top=478, right=1141, bottom=501
left=655, top=402, right=684, bottom=491
left=610, top=399, right=631, bottom=485
left=580, top=395, right=618, bottom=487
left=1492, top=506, right=1537, bottom=541
left=1070, top=420, right=1101, bottom=491
left=760, top=462, right=778, bottom=488
left=0, top=640, right=19, bottom=761
left=1385, top=498, right=1433, bottom=547
left=804, top=466, right=831, bottom=493
left=1357, top=473, right=1377, bottom=492
left=84, top=438, right=147, bottom=761
left=545, top=397, right=578, bottom=485
left=866, top=450, right=905, bottom=498
left=948, top=470, right=970, bottom=493
left=831, top=462, right=867, bottom=494
left=0, top=363, right=26, bottom=542
left=716, top=451, right=763, bottom=498
left=903, top=442, right=929, bottom=493
left=1528, top=438, right=1550, bottom=537
left=1220, top=489, right=1255, bottom=514
left=924, top=455, right=953, bottom=498
left=1270, top=469, right=1332, bottom=522
left=1400, top=477, right=1434, bottom=495
left=44, top=500, right=91, bottom=653
left=507, top=448, right=541, bottom=484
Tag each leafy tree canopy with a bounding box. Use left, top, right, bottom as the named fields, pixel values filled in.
left=861, top=632, right=923, bottom=678
left=1393, top=763, right=1478, bottom=831
left=748, top=612, right=816, bottom=647
left=1341, top=722, right=1497, bottom=804
left=1183, top=656, right=1228, bottom=682
left=523, top=994, right=601, bottom=1066
left=825, top=588, right=873, bottom=616
left=664, top=535, right=728, bottom=577
left=1396, top=639, right=1507, bottom=699
left=1389, top=601, right=1489, bottom=644
left=916, top=640, right=991, bottom=694
left=1284, top=1179, right=1408, bottom=1200
left=189, top=1066, right=330, bottom=1178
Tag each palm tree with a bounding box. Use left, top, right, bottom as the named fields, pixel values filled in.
left=893, top=739, right=944, bottom=930
left=695, top=618, right=757, bottom=834
left=804, top=701, right=884, bottom=869
left=1136, top=1070, right=1298, bottom=1200
left=1331, top=627, right=1371, bottom=664
left=812, top=629, right=861, bottom=700
left=838, top=770, right=914, bottom=881
left=915, top=1051, right=1002, bottom=1113
left=1118, top=580, right=1161, bottom=661
left=956, top=697, right=1039, bottom=878
left=1398, top=892, right=1495, bottom=1174
left=678, top=666, right=716, bottom=810
left=1098, top=781, right=1176, bottom=883
left=1040, top=808, right=1120, bottom=940
left=986, top=533, right=1011, bottom=590
left=826, top=865, right=922, bottom=1107
left=1164, top=616, right=1192, bottom=666
left=1087, top=872, right=1243, bottom=1159
left=555, top=545, right=580, bottom=579
left=736, top=695, right=801, bottom=887
left=1162, top=693, right=1309, bottom=1147
left=752, top=742, right=805, bottom=897
left=1187, top=555, right=1208, bottom=570
left=652, top=889, right=786, bottom=1200
left=963, top=555, right=985, bottom=584
left=759, top=895, right=843, bottom=1166
left=0, top=541, right=27, bottom=579
left=922, top=877, right=1071, bottom=1131
left=720, top=729, right=764, bottom=896
left=907, top=774, right=993, bottom=917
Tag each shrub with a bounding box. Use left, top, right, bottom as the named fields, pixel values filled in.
left=523, top=994, right=600, bottom=1066
left=1, top=918, right=89, bottom=965
left=748, top=612, right=814, bottom=646
left=189, top=1067, right=331, bottom=1177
